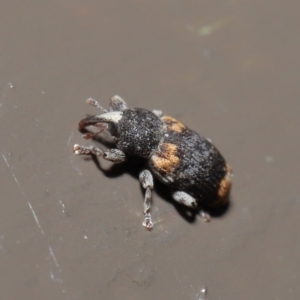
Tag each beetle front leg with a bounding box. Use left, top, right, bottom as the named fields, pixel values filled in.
left=73, top=144, right=126, bottom=163
left=86, top=97, right=108, bottom=112
left=139, top=169, right=154, bottom=230
left=109, top=95, right=128, bottom=112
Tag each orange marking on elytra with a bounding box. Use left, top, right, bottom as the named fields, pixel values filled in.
left=162, top=116, right=186, bottom=133
left=151, top=143, right=180, bottom=173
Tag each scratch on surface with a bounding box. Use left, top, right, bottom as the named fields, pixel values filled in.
left=2, top=154, right=26, bottom=198
left=27, top=201, right=45, bottom=235
left=3, top=154, right=45, bottom=235
left=69, top=156, right=83, bottom=176
left=2, top=154, right=68, bottom=297
left=59, top=200, right=66, bottom=214
left=67, top=131, right=74, bottom=146
left=49, top=246, right=60, bottom=269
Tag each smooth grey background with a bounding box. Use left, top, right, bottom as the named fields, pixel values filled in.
left=1, top=1, right=299, bottom=299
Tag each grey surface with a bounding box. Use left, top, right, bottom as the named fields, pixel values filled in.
left=1, top=1, right=299, bottom=299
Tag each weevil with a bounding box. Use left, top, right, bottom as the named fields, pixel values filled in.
left=73, top=95, right=232, bottom=230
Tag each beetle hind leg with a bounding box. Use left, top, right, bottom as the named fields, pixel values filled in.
left=172, top=191, right=197, bottom=208
left=172, top=191, right=211, bottom=222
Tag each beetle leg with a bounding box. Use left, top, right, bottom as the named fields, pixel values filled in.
left=109, top=95, right=128, bottom=112
left=172, top=191, right=197, bottom=208
left=199, top=210, right=211, bottom=222
left=172, top=191, right=211, bottom=222
left=86, top=97, right=108, bottom=112
left=81, top=123, right=107, bottom=140
left=73, top=145, right=126, bottom=163
left=73, top=144, right=103, bottom=156
left=139, top=170, right=154, bottom=230
left=152, top=109, right=163, bottom=117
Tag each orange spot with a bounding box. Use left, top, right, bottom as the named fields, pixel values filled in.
left=151, top=143, right=180, bottom=173
left=217, top=164, right=232, bottom=205
left=162, top=116, right=186, bottom=133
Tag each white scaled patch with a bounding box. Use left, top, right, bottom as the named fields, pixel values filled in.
left=96, top=111, right=123, bottom=123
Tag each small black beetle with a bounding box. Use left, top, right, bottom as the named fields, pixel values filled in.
left=73, top=95, right=232, bottom=230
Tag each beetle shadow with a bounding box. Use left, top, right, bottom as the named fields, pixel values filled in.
left=84, top=153, right=231, bottom=225
left=78, top=127, right=231, bottom=225
left=154, top=180, right=231, bottom=222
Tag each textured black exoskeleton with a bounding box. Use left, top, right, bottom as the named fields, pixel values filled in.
left=73, top=96, right=232, bottom=230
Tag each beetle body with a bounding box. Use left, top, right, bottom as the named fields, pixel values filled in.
left=150, top=115, right=231, bottom=207
left=73, top=96, right=232, bottom=229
